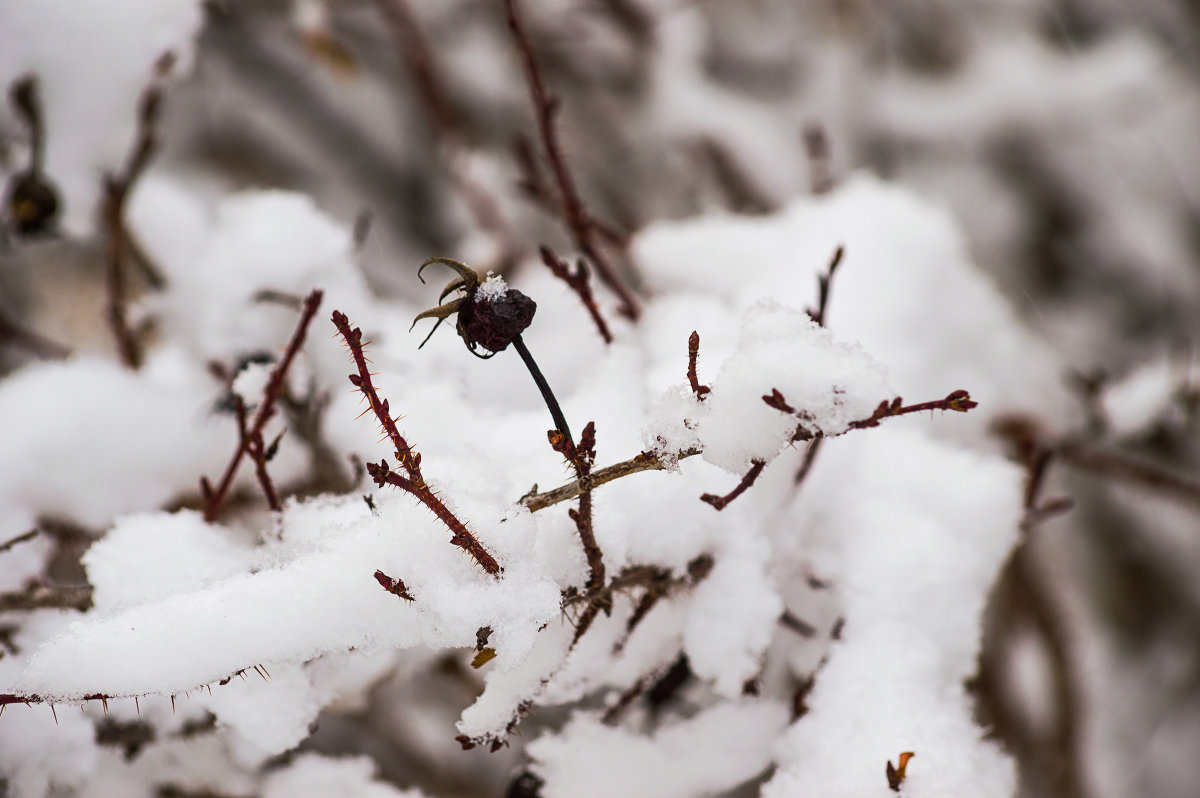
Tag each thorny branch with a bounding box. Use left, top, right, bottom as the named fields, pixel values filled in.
left=332, top=309, right=501, bottom=575
left=102, top=52, right=175, bottom=369
left=502, top=0, right=640, bottom=319
left=201, top=289, right=324, bottom=521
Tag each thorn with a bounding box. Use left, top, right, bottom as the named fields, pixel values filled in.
left=1, top=704, right=6, bottom=717
left=50, top=704, right=58, bottom=725
left=135, top=696, right=140, bottom=715
left=259, top=664, right=271, bottom=679
left=101, top=697, right=108, bottom=716
left=171, top=695, right=176, bottom=714
left=206, top=685, right=212, bottom=696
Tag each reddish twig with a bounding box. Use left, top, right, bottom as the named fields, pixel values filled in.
left=687, top=330, right=711, bottom=399
left=540, top=245, right=612, bottom=343
left=201, top=290, right=324, bottom=521
left=102, top=52, right=175, bottom=369
left=844, top=390, right=978, bottom=431
left=502, top=0, right=640, bottom=319
left=332, top=310, right=501, bottom=575
left=808, top=244, right=844, bottom=328
left=234, top=398, right=283, bottom=513
left=373, top=569, right=415, bottom=601
left=701, top=460, right=766, bottom=510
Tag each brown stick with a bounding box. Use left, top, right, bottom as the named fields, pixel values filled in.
left=202, top=290, right=323, bottom=521
left=502, top=0, right=640, bottom=319
left=701, top=460, right=766, bottom=510
left=687, top=331, right=711, bottom=399
left=102, top=52, right=175, bottom=369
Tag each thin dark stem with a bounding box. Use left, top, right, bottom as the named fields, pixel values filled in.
left=809, top=244, right=844, bottom=328
left=794, top=437, right=824, bottom=487
left=687, top=331, right=711, bottom=399
left=235, top=398, right=283, bottom=513
left=0, top=529, right=38, bottom=554
left=512, top=334, right=572, bottom=445
left=202, top=290, right=323, bottom=521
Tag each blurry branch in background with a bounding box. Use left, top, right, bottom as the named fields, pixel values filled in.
left=977, top=441, right=1086, bottom=798
left=803, top=124, right=834, bottom=196
left=994, top=416, right=1200, bottom=513
left=502, top=0, right=641, bottom=320
left=0, top=308, right=70, bottom=361
left=539, top=244, right=612, bottom=343
left=696, top=136, right=777, bottom=215
left=102, top=52, right=175, bottom=369
left=371, top=0, right=518, bottom=270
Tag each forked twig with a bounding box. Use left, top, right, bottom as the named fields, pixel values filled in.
left=201, top=290, right=324, bottom=521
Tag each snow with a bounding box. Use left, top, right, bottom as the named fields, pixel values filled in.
left=528, top=700, right=789, bottom=798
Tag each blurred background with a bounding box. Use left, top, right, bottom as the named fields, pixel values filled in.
left=3, top=1, right=1200, bottom=797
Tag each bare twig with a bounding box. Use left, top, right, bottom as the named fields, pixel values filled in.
left=0, top=529, right=39, bottom=555
left=201, top=290, right=324, bottom=521
left=697, top=136, right=776, bottom=215
left=687, top=331, right=711, bottom=399
left=540, top=245, right=612, bottom=343
left=701, top=460, right=766, bottom=510
left=333, top=309, right=501, bottom=574
left=235, top=398, right=283, bottom=513
left=502, top=0, right=640, bottom=319
left=0, top=584, right=93, bottom=614
left=793, top=437, right=824, bottom=488
left=102, top=52, right=175, bottom=369
left=808, top=244, right=844, bottom=328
